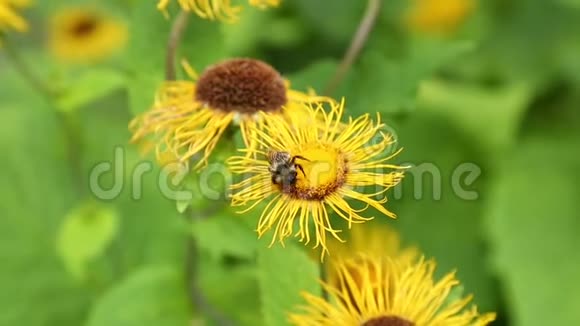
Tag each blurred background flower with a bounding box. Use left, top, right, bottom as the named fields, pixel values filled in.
left=0, top=0, right=31, bottom=44
left=405, top=0, right=476, bottom=34
left=48, top=6, right=127, bottom=63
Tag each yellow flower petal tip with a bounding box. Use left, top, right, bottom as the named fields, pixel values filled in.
left=157, top=0, right=280, bottom=22
left=129, top=58, right=336, bottom=172
left=48, top=6, right=127, bottom=63
left=289, top=254, right=496, bottom=326
left=228, top=99, right=406, bottom=258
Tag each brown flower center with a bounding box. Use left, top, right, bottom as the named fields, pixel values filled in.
left=70, top=15, right=99, bottom=37
left=195, top=58, right=287, bottom=114
left=362, top=316, right=415, bottom=326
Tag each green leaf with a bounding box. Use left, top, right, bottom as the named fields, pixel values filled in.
left=418, top=79, right=533, bottom=154
left=78, top=93, right=187, bottom=272
left=345, top=39, right=474, bottom=114
left=86, top=267, right=192, bottom=326
left=286, top=59, right=338, bottom=94
left=258, top=244, right=320, bottom=326
left=199, top=258, right=263, bottom=325
left=485, top=103, right=580, bottom=325
left=126, top=1, right=170, bottom=115
left=57, top=201, right=119, bottom=280
left=293, top=0, right=365, bottom=42
left=191, top=209, right=258, bottom=260
left=385, top=111, right=500, bottom=312
left=56, top=69, right=127, bottom=113
left=0, top=71, right=88, bottom=325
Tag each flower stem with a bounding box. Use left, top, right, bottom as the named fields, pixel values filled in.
left=165, top=10, right=190, bottom=81
left=324, top=0, right=382, bottom=95
left=163, top=12, right=234, bottom=325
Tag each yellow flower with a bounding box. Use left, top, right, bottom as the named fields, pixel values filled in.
left=228, top=100, right=406, bottom=258
left=130, top=58, right=335, bottom=170
left=0, top=0, right=30, bottom=38
left=289, top=254, right=496, bottom=326
left=406, top=0, right=475, bottom=34
left=48, top=6, right=127, bottom=63
left=157, top=0, right=280, bottom=22
left=327, top=222, right=418, bottom=266
left=324, top=223, right=419, bottom=289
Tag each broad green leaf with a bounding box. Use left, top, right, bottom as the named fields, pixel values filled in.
left=199, top=257, right=262, bottom=325
left=78, top=94, right=187, bottom=272
left=86, top=267, right=192, bottom=326
left=286, top=59, right=338, bottom=94
left=485, top=101, right=580, bottom=326
left=293, top=0, right=365, bottom=43
left=383, top=111, right=499, bottom=312
left=56, top=69, right=127, bottom=113
left=126, top=1, right=170, bottom=115
left=0, top=71, right=88, bottom=325
left=57, top=201, right=119, bottom=280
left=418, top=79, right=533, bottom=154
left=345, top=39, right=474, bottom=114
left=191, top=209, right=258, bottom=260
left=258, top=244, right=320, bottom=326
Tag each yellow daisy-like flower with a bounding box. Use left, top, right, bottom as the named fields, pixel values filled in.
left=48, top=6, right=127, bottom=63
left=327, top=222, right=418, bottom=267
left=157, top=0, right=280, bottom=22
left=130, top=58, right=335, bottom=170
left=406, top=0, right=476, bottom=34
left=289, top=254, right=496, bottom=326
left=0, top=0, right=30, bottom=40
left=228, top=100, right=406, bottom=257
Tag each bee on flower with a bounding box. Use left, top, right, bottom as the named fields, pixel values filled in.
left=228, top=99, right=406, bottom=258
left=129, top=58, right=336, bottom=170
left=157, top=0, right=280, bottom=22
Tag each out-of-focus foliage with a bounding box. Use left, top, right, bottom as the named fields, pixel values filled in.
left=1, top=0, right=580, bottom=325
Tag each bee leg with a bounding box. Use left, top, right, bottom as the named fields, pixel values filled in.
left=292, top=155, right=311, bottom=163
left=296, top=163, right=306, bottom=177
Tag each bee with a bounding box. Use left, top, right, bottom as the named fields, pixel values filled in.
left=267, top=150, right=309, bottom=188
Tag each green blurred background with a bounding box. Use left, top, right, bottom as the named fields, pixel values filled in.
left=1, top=0, right=580, bottom=325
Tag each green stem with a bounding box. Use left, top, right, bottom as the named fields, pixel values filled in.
left=163, top=11, right=233, bottom=325
left=324, top=0, right=382, bottom=95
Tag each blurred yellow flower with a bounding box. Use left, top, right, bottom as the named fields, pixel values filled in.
left=130, top=58, right=335, bottom=170
left=325, top=222, right=419, bottom=278
left=289, top=254, right=496, bottom=326
left=228, top=100, right=405, bottom=258
left=157, top=0, right=280, bottom=22
left=0, top=0, right=31, bottom=41
left=48, top=7, right=127, bottom=63
left=406, top=0, right=475, bottom=34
